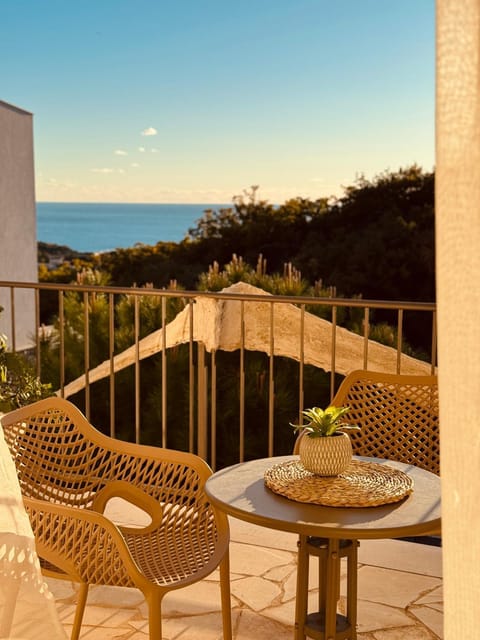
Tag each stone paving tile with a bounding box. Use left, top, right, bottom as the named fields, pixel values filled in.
left=103, top=497, right=152, bottom=529
left=234, top=609, right=293, bottom=640
left=259, top=600, right=296, bottom=628
left=45, top=577, right=78, bottom=601
left=161, top=580, right=225, bottom=616
left=87, top=585, right=145, bottom=608
left=262, top=592, right=318, bottom=629
left=357, top=565, right=442, bottom=608
left=59, top=603, right=136, bottom=628
left=228, top=518, right=298, bottom=552
left=263, top=562, right=295, bottom=585
left=228, top=541, right=294, bottom=576
left=415, top=584, right=443, bottom=605
left=54, top=602, right=76, bottom=624
left=409, top=605, right=443, bottom=639
left=128, top=606, right=237, bottom=639
left=163, top=611, right=228, bottom=640
left=62, top=623, right=134, bottom=639
left=66, top=626, right=139, bottom=640
left=356, top=600, right=418, bottom=633
left=278, top=565, right=299, bottom=602
left=231, top=576, right=282, bottom=612
left=126, top=619, right=149, bottom=634
left=372, top=626, right=438, bottom=639
left=358, top=539, right=442, bottom=579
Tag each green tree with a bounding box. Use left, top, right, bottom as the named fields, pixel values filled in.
left=296, top=165, right=435, bottom=301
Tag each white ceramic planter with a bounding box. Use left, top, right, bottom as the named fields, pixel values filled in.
left=299, top=432, right=352, bottom=476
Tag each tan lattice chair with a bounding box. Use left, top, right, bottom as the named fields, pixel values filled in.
left=1, top=397, right=232, bottom=640
left=294, top=369, right=439, bottom=473
left=293, top=370, right=440, bottom=638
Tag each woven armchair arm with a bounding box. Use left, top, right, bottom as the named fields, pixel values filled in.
left=105, top=444, right=214, bottom=509
left=24, top=496, right=145, bottom=588
left=91, top=480, right=163, bottom=534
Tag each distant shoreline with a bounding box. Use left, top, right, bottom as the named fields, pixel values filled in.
left=38, top=241, right=94, bottom=269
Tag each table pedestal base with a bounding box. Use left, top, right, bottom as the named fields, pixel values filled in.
left=295, top=536, right=358, bottom=640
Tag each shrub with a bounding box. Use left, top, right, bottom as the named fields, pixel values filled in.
left=0, top=332, right=53, bottom=412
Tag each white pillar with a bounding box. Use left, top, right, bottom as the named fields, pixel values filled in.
left=436, top=1, right=480, bottom=637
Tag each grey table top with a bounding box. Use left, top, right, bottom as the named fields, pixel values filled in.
left=205, top=455, right=441, bottom=540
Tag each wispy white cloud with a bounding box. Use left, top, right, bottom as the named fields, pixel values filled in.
left=138, top=146, right=146, bottom=152
left=131, top=163, right=140, bottom=168
left=44, top=177, right=76, bottom=188
left=141, top=127, right=158, bottom=136
left=114, top=149, right=128, bottom=156
left=91, top=168, right=126, bottom=174
left=150, top=148, right=158, bottom=153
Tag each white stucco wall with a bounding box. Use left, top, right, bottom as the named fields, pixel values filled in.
left=0, top=100, right=37, bottom=351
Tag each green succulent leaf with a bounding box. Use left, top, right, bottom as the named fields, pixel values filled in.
left=290, top=404, right=360, bottom=437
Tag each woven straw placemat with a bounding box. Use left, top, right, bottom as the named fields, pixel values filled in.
left=264, top=459, right=414, bottom=507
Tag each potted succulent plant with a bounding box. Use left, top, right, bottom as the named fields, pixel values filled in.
left=291, top=406, right=360, bottom=476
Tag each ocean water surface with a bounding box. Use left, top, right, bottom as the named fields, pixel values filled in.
left=36, top=202, right=228, bottom=253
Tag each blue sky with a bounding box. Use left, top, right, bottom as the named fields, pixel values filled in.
left=1, top=0, right=434, bottom=204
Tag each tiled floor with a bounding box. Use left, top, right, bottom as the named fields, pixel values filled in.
left=46, top=516, right=443, bottom=639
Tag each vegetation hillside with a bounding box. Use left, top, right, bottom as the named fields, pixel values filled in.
left=94, top=165, right=435, bottom=302
left=39, top=165, right=434, bottom=352
left=39, top=166, right=434, bottom=304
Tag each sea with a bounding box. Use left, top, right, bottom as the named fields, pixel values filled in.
left=36, top=202, right=229, bottom=253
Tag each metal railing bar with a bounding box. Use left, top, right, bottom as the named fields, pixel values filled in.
left=161, top=296, right=167, bottom=448
left=330, top=306, right=337, bottom=402
left=396, top=309, right=404, bottom=374
left=268, top=302, right=274, bottom=457
left=9, top=287, right=15, bottom=353
left=59, top=290, right=65, bottom=396
left=298, top=304, right=305, bottom=427
left=197, top=342, right=207, bottom=459
left=134, top=294, right=140, bottom=444
left=0, top=280, right=436, bottom=313
left=83, top=291, right=90, bottom=419
left=35, top=288, right=40, bottom=376
left=108, top=292, right=115, bottom=438
left=431, top=310, right=437, bottom=374
left=211, top=349, right=217, bottom=471
left=363, top=307, right=370, bottom=369
left=188, top=300, right=194, bottom=454
left=239, top=300, right=245, bottom=463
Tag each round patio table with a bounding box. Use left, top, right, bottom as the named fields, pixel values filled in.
left=205, top=455, right=441, bottom=640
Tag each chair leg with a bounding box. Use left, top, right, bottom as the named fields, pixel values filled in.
left=71, top=582, right=89, bottom=640
left=147, top=592, right=163, bottom=640
left=219, top=552, right=233, bottom=640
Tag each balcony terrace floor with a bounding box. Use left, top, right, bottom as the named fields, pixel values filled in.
left=46, top=515, right=443, bottom=640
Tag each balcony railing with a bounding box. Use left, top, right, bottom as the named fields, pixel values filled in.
left=0, top=280, right=436, bottom=470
